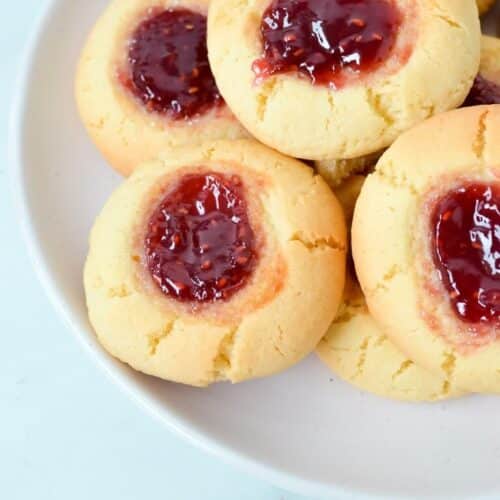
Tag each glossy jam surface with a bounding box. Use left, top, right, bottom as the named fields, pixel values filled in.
left=463, top=74, right=500, bottom=107
left=126, top=9, right=222, bottom=119
left=145, top=173, right=257, bottom=303
left=431, top=184, right=500, bottom=326
left=253, top=0, right=402, bottom=86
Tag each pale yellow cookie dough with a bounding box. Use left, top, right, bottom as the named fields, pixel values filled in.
left=315, top=151, right=382, bottom=189
left=84, top=140, right=346, bottom=387
left=207, top=0, right=480, bottom=161
left=75, top=0, right=248, bottom=176
left=480, top=35, right=500, bottom=81
left=316, top=35, right=500, bottom=188
left=352, top=105, right=500, bottom=394
left=317, top=176, right=463, bottom=401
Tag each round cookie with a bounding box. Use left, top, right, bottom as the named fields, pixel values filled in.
left=317, top=176, right=463, bottom=401
left=76, top=0, right=248, bottom=176
left=84, top=139, right=346, bottom=387
left=352, top=105, right=500, bottom=394
left=207, top=0, right=480, bottom=161
left=478, top=0, right=495, bottom=15
left=464, top=35, right=500, bottom=106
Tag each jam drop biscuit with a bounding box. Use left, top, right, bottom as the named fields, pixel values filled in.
left=352, top=105, right=500, bottom=394
left=84, top=140, right=346, bottom=386
left=76, top=0, right=247, bottom=176
left=317, top=176, right=462, bottom=401
left=208, top=0, right=480, bottom=161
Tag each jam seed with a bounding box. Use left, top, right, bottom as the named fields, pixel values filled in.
left=201, top=260, right=212, bottom=271
left=236, top=255, right=249, bottom=265
left=442, top=210, right=453, bottom=221
left=349, top=17, right=366, bottom=28
left=174, top=281, right=187, bottom=292
left=339, top=39, right=350, bottom=51
left=188, top=86, right=199, bottom=94
left=216, top=277, right=228, bottom=289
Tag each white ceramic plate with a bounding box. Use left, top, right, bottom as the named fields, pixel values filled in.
left=10, top=1, right=500, bottom=498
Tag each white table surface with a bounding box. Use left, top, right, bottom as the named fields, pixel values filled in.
left=0, top=3, right=309, bottom=499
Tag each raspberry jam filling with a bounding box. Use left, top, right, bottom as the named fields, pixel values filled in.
left=463, top=74, right=500, bottom=107
left=431, top=183, right=500, bottom=326
left=145, top=173, right=257, bottom=303
left=125, top=8, right=222, bottom=119
left=253, top=0, right=402, bottom=86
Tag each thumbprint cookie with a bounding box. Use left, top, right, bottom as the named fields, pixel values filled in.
left=84, top=140, right=346, bottom=386
left=76, top=0, right=248, bottom=176
left=207, top=0, right=480, bottom=161
left=317, top=176, right=463, bottom=401
left=352, top=105, right=500, bottom=393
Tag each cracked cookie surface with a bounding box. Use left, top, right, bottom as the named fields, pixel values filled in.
left=315, top=35, right=500, bottom=187
left=207, top=0, right=480, bottom=161
left=352, top=105, right=500, bottom=393
left=317, top=176, right=463, bottom=401
left=75, top=0, right=248, bottom=176
left=84, top=139, right=346, bottom=386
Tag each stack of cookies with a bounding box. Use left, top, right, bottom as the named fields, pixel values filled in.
left=77, top=0, right=500, bottom=400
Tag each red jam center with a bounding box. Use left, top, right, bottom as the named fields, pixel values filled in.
left=253, top=0, right=402, bottom=86
left=145, top=173, right=257, bottom=303
left=463, top=74, right=500, bottom=107
left=431, top=184, right=500, bottom=326
left=126, top=9, right=222, bottom=120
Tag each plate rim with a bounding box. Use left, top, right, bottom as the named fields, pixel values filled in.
left=6, top=1, right=367, bottom=498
